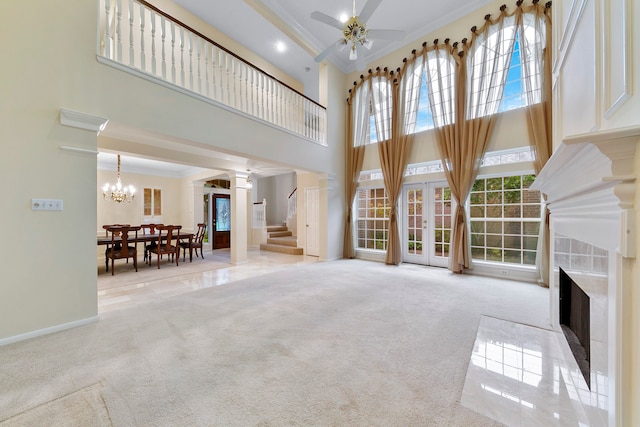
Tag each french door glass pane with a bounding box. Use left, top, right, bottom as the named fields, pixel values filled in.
left=215, top=198, right=230, bottom=232
left=406, top=189, right=422, bottom=255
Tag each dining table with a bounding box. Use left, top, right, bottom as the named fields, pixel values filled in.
left=97, top=229, right=193, bottom=271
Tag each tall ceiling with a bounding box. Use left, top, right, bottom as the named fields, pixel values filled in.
left=101, top=0, right=497, bottom=177
left=173, top=0, right=496, bottom=98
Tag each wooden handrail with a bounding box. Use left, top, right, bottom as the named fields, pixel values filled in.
left=137, top=0, right=325, bottom=110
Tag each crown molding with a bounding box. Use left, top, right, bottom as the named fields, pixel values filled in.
left=60, top=108, right=109, bottom=133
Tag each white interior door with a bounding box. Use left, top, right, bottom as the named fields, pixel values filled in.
left=402, top=182, right=453, bottom=267
left=305, top=187, right=319, bottom=256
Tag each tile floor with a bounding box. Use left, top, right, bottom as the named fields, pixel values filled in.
left=98, top=248, right=318, bottom=313
left=461, top=316, right=603, bottom=426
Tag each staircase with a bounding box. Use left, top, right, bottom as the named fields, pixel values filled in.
left=259, top=225, right=303, bottom=255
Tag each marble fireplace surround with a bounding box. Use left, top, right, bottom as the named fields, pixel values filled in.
left=532, top=126, right=639, bottom=426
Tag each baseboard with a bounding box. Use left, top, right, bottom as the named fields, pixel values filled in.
left=0, top=315, right=99, bottom=347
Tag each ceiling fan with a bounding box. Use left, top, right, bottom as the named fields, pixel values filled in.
left=311, top=0, right=405, bottom=70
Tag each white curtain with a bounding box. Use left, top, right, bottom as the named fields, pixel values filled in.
left=353, top=81, right=372, bottom=147
left=466, top=15, right=517, bottom=120
left=370, top=73, right=393, bottom=143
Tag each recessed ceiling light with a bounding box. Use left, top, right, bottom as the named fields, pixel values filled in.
left=275, top=41, right=286, bottom=53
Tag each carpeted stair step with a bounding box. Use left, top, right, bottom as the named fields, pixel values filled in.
left=267, top=236, right=298, bottom=247
left=260, top=243, right=303, bottom=255
left=269, top=230, right=292, bottom=238
left=266, top=225, right=288, bottom=233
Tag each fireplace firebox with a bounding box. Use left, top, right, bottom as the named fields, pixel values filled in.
left=559, top=267, right=590, bottom=389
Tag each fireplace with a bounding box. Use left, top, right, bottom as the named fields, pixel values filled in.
left=530, top=134, right=639, bottom=426
left=559, top=267, right=590, bottom=388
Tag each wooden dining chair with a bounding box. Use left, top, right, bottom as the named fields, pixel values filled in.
left=179, top=223, right=207, bottom=262
left=141, top=223, right=164, bottom=261
left=105, top=225, right=141, bottom=275
left=148, top=225, right=181, bottom=269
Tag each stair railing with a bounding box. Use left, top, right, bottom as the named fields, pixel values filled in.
left=286, top=187, right=297, bottom=236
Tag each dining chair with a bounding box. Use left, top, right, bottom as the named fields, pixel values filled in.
left=179, top=223, right=207, bottom=262
left=104, top=225, right=141, bottom=275
left=148, top=225, right=181, bottom=269
left=141, top=223, right=164, bottom=261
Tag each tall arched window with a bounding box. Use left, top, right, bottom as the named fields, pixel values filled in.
left=467, top=16, right=517, bottom=119
left=370, top=76, right=393, bottom=143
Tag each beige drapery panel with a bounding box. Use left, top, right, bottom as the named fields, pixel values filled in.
left=372, top=61, right=423, bottom=265
left=518, top=3, right=553, bottom=285
left=419, top=10, right=518, bottom=272
left=343, top=81, right=372, bottom=258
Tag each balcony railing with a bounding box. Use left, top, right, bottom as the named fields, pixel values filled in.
left=98, top=0, right=327, bottom=146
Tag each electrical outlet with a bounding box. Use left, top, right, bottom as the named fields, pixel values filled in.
left=32, top=199, right=64, bottom=211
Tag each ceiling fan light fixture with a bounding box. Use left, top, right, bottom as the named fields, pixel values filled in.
left=338, top=38, right=348, bottom=51
left=363, top=39, right=374, bottom=50
left=349, top=46, right=358, bottom=60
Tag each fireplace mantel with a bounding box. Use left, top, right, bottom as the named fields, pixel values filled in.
left=532, top=126, right=639, bottom=258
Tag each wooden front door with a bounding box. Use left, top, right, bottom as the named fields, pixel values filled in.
left=212, top=194, right=231, bottom=249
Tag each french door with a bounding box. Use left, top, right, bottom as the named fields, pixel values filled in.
left=402, top=182, right=453, bottom=267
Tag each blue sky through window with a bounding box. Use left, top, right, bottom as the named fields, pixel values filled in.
left=499, top=34, right=525, bottom=112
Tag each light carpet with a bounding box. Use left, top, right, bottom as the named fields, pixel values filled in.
left=0, top=259, right=549, bottom=426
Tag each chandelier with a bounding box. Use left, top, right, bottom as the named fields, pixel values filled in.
left=343, top=15, right=373, bottom=60
left=102, top=154, right=135, bottom=203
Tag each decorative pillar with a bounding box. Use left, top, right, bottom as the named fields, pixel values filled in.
left=192, top=181, right=205, bottom=233
left=229, top=171, right=249, bottom=264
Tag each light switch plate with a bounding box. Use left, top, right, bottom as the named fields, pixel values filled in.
left=32, top=199, right=64, bottom=211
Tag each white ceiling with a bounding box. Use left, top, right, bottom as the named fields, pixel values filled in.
left=105, top=0, right=496, bottom=177
left=173, top=0, right=496, bottom=96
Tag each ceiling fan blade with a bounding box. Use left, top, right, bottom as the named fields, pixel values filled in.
left=367, top=29, right=405, bottom=41
left=310, top=11, right=344, bottom=30
left=354, top=48, right=367, bottom=71
left=359, top=0, right=383, bottom=23
left=314, top=39, right=346, bottom=63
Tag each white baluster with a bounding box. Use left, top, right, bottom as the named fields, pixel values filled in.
left=232, top=58, right=237, bottom=109
left=249, top=67, right=255, bottom=117
left=116, top=0, right=123, bottom=62
left=276, top=83, right=281, bottom=126
left=128, top=0, right=135, bottom=66
left=225, top=53, right=231, bottom=105
left=170, top=22, right=176, bottom=84
left=150, top=10, right=156, bottom=75
left=188, top=32, right=194, bottom=90
left=241, top=63, right=247, bottom=113
left=211, top=46, right=218, bottom=101
left=204, top=42, right=210, bottom=98
left=160, top=15, right=166, bottom=79
left=139, top=4, right=146, bottom=72
left=104, top=0, right=112, bottom=58
left=237, top=61, right=243, bottom=111
left=196, top=38, right=202, bottom=95
left=179, top=27, right=185, bottom=86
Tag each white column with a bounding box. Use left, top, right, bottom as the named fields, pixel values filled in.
left=192, top=180, right=205, bottom=232
left=318, top=173, right=337, bottom=261
left=229, top=171, right=249, bottom=264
